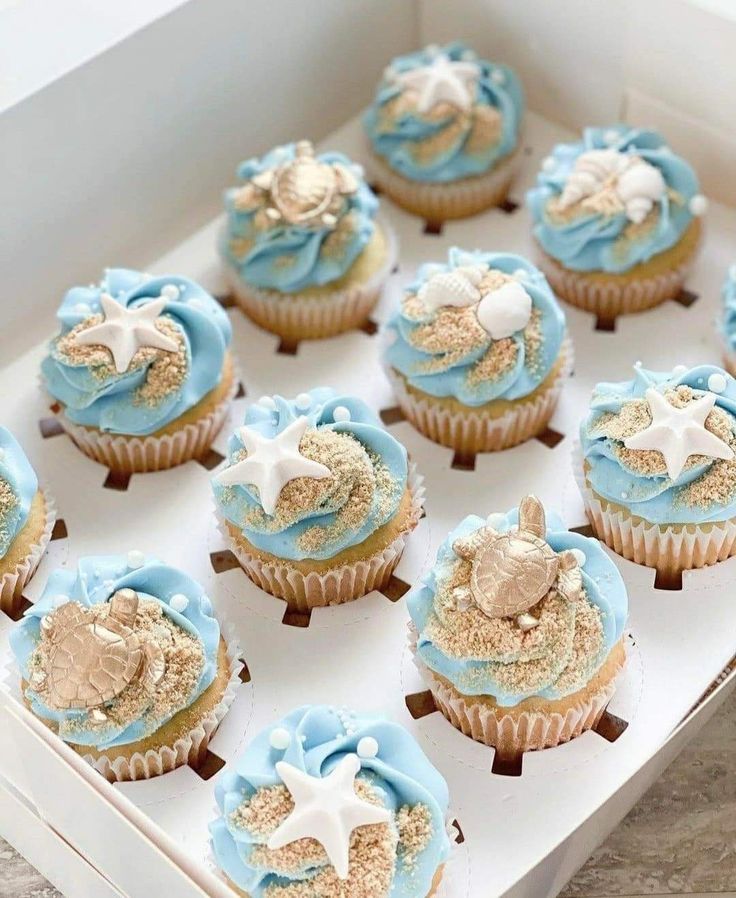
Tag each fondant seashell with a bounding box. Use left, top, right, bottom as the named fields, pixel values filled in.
left=476, top=280, right=532, bottom=339
left=558, top=149, right=626, bottom=208
left=616, top=162, right=666, bottom=224
left=418, top=264, right=486, bottom=313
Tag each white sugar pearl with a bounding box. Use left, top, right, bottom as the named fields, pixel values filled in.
left=672, top=364, right=688, bottom=377
left=333, top=405, right=351, bottom=423
left=486, top=512, right=507, bottom=528
left=73, top=302, right=92, bottom=316
left=491, top=68, right=505, bottom=85
left=689, top=194, right=708, bottom=216
left=295, top=393, right=311, bottom=410
left=127, top=550, right=145, bottom=570
left=170, top=593, right=189, bottom=612
left=708, top=372, right=727, bottom=394
left=383, top=65, right=396, bottom=81
left=460, top=49, right=477, bottom=61
left=357, top=736, right=379, bottom=759
left=425, top=43, right=440, bottom=57
left=160, top=284, right=180, bottom=300
left=270, top=727, right=292, bottom=750
left=513, top=267, right=530, bottom=282
left=541, top=156, right=556, bottom=173
left=603, top=129, right=620, bottom=146
left=571, top=548, right=587, bottom=566
left=259, top=396, right=277, bottom=411
left=351, top=163, right=365, bottom=179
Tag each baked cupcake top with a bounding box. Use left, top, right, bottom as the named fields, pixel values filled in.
left=0, top=428, right=39, bottom=560
left=527, top=126, right=706, bottom=274
left=222, top=140, right=378, bottom=294
left=213, top=389, right=409, bottom=562
left=384, top=247, right=566, bottom=407
left=408, top=496, right=627, bottom=707
left=42, top=269, right=232, bottom=436
left=720, top=265, right=736, bottom=353
left=364, top=41, right=523, bottom=184
left=581, top=364, right=736, bottom=525
left=210, top=704, right=451, bottom=898
left=11, top=555, right=221, bottom=749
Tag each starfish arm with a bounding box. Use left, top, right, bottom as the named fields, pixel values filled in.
left=257, top=468, right=287, bottom=517
left=135, top=325, right=179, bottom=355
left=76, top=323, right=137, bottom=373
left=135, top=297, right=168, bottom=320
left=274, top=761, right=318, bottom=803
left=266, top=812, right=313, bottom=852
left=98, top=293, right=125, bottom=319
left=215, top=458, right=254, bottom=488
left=344, top=799, right=391, bottom=829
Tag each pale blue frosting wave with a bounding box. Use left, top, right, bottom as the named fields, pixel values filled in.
left=581, top=364, right=736, bottom=525
left=364, top=42, right=524, bottom=183
left=10, top=556, right=220, bottom=749
left=42, top=268, right=232, bottom=436
left=527, top=126, right=700, bottom=273
left=210, top=705, right=451, bottom=897
left=222, top=144, right=378, bottom=293
left=0, top=428, right=39, bottom=559
left=213, top=388, right=408, bottom=561
left=384, top=247, right=566, bottom=406
left=408, top=507, right=627, bottom=706
left=719, top=266, right=736, bottom=351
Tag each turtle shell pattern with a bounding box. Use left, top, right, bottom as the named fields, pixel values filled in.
left=272, top=158, right=338, bottom=224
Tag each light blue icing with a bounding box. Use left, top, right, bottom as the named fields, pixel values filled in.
left=581, top=364, right=736, bottom=525
left=384, top=247, right=566, bottom=407
left=527, top=126, right=700, bottom=273
left=364, top=42, right=524, bottom=183
left=719, top=265, right=736, bottom=351
left=408, top=506, right=627, bottom=707
left=42, top=268, right=232, bottom=437
left=210, top=705, right=451, bottom=897
left=213, top=388, right=408, bottom=562
left=10, top=556, right=220, bottom=749
left=0, top=428, right=38, bottom=559
left=222, top=144, right=378, bottom=293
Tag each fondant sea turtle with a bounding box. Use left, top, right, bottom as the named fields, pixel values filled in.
left=35, top=588, right=165, bottom=722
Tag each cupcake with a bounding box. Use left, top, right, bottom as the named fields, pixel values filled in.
left=42, top=269, right=235, bottom=474
left=408, top=495, right=628, bottom=753
left=527, top=126, right=707, bottom=317
left=384, top=247, right=571, bottom=454
left=212, top=388, right=422, bottom=610
left=220, top=140, right=395, bottom=341
left=10, top=554, right=238, bottom=781
left=210, top=704, right=451, bottom=898
left=364, top=42, right=524, bottom=221
left=578, top=363, right=736, bottom=581
left=720, top=264, right=736, bottom=376
left=0, top=428, right=56, bottom=614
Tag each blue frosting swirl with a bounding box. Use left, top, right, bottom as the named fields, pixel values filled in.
left=408, top=506, right=627, bottom=706
left=527, top=126, right=700, bottom=274
left=581, top=364, right=736, bottom=525
left=364, top=42, right=524, bottom=183
left=213, top=388, right=408, bottom=561
left=210, top=705, right=451, bottom=897
left=222, top=144, right=378, bottom=293
left=0, top=428, right=39, bottom=560
left=10, top=556, right=220, bottom=749
left=384, top=247, right=566, bottom=407
left=42, top=268, right=232, bottom=437
left=719, top=265, right=736, bottom=352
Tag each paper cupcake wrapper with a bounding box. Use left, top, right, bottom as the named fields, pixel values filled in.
left=54, top=368, right=239, bottom=474
left=85, top=626, right=243, bottom=783
left=0, top=489, right=56, bottom=615
left=572, top=439, right=736, bottom=577
left=217, top=463, right=425, bottom=610
left=224, top=219, right=397, bottom=341
left=386, top=335, right=573, bottom=454
left=366, top=145, right=522, bottom=221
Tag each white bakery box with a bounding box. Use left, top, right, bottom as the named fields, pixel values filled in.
left=2, top=2, right=736, bottom=896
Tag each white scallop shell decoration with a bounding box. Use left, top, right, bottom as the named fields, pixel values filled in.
left=418, top=264, right=486, bottom=313
left=476, top=281, right=532, bottom=339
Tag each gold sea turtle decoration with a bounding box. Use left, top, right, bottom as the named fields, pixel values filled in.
left=452, top=495, right=584, bottom=630
left=34, top=588, right=165, bottom=723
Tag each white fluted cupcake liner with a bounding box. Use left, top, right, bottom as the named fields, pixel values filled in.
left=86, top=627, right=243, bottom=783
left=386, top=335, right=573, bottom=455
left=573, top=439, right=736, bottom=577
left=217, top=464, right=425, bottom=610
left=367, top=145, right=522, bottom=221
left=53, top=368, right=239, bottom=474
left=223, top=220, right=397, bottom=341
left=0, top=489, right=56, bottom=615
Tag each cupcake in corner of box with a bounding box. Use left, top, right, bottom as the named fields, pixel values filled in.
left=719, top=264, right=736, bottom=376
left=0, top=428, right=56, bottom=614
left=527, top=126, right=707, bottom=317
left=220, top=140, right=395, bottom=341
left=578, top=363, right=736, bottom=581
left=212, top=388, right=423, bottom=610
left=10, top=554, right=239, bottom=782
left=408, top=495, right=628, bottom=753
left=210, top=704, right=452, bottom=898
left=363, top=42, right=524, bottom=221
left=383, top=247, right=571, bottom=454
left=41, top=269, right=235, bottom=473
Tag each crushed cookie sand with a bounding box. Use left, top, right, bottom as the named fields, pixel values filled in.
left=0, top=477, right=19, bottom=550
left=320, top=211, right=358, bottom=261
left=408, top=305, right=488, bottom=375
left=396, top=803, right=433, bottom=870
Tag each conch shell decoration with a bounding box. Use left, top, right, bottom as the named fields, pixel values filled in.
left=557, top=148, right=666, bottom=224
left=451, top=495, right=584, bottom=631
left=417, top=264, right=486, bottom=313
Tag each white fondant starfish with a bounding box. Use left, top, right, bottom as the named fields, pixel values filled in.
left=268, top=754, right=391, bottom=880
left=392, top=53, right=479, bottom=113
left=75, top=293, right=178, bottom=374
left=624, top=388, right=734, bottom=481
left=216, top=416, right=331, bottom=516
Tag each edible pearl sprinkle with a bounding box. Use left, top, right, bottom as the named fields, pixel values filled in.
left=259, top=396, right=277, bottom=410
left=672, top=365, right=688, bottom=376
left=603, top=129, right=620, bottom=145
left=127, top=550, right=145, bottom=569
left=491, top=68, right=505, bottom=84
left=269, top=727, right=292, bottom=750
left=541, top=156, right=556, bottom=173
left=160, top=284, right=180, bottom=300
left=170, top=593, right=189, bottom=612
left=332, top=406, right=351, bottom=423
left=689, top=194, right=708, bottom=216
left=708, top=373, right=727, bottom=394
left=513, top=268, right=529, bottom=281
left=73, top=302, right=92, bottom=315
left=357, top=736, right=379, bottom=759
left=295, top=393, right=311, bottom=410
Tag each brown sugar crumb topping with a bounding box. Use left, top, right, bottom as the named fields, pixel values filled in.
left=0, top=477, right=19, bottom=551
